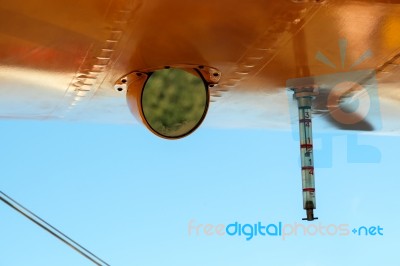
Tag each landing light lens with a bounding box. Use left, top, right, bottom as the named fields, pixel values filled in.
left=142, top=68, right=207, bottom=138
left=124, top=66, right=219, bottom=139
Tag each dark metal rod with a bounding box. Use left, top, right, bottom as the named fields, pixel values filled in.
left=0, top=191, right=110, bottom=266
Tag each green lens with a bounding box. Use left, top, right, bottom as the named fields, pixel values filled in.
left=142, top=68, right=207, bottom=138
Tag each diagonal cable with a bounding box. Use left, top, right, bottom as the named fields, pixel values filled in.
left=0, top=191, right=110, bottom=266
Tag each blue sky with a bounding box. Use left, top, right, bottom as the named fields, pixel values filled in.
left=1, top=120, right=399, bottom=266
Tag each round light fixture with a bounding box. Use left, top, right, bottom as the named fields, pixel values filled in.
left=116, top=65, right=221, bottom=139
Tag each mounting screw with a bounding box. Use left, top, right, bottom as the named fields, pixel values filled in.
left=114, top=83, right=127, bottom=92
left=114, top=77, right=128, bottom=92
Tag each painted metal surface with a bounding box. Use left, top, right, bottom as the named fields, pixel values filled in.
left=0, top=0, right=400, bottom=133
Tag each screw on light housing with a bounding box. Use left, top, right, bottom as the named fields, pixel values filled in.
left=114, top=77, right=128, bottom=92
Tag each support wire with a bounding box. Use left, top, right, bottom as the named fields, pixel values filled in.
left=0, top=191, right=110, bottom=266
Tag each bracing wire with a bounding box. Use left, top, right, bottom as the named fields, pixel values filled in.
left=0, top=191, right=110, bottom=266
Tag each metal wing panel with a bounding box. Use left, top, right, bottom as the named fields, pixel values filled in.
left=0, top=0, right=399, bottom=134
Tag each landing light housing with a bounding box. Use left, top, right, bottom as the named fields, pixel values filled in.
left=115, top=65, right=221, bottom=139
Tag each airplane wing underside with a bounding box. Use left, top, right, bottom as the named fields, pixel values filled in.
left=1, top=0, right=400, bottom=135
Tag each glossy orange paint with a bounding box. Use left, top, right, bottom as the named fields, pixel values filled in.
left=0, top=0, right=399, bottom=132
